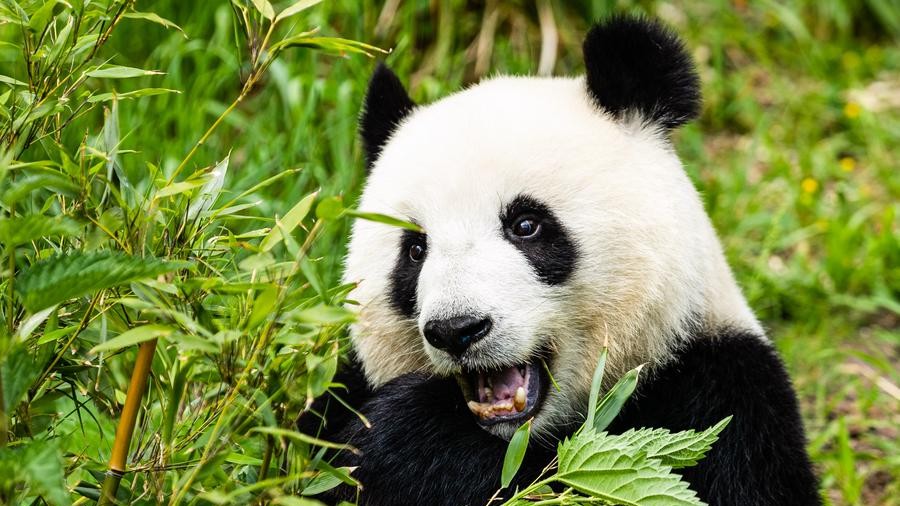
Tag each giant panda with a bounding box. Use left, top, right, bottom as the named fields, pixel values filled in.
left=304, top=15, right=820, bottom=506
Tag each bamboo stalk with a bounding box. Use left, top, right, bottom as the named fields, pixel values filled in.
left=99, top=339, right=158, bottom=505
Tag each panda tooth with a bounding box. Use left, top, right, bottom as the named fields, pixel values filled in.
left=484, top=387, right=493, bottom=401
left=514, top=386, right=526, bottom=411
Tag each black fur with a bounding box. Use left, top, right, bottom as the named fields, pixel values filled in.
left=583, top=15, right=701, bottom=129
left=388, top=229, right=427, bottom=318
left=501, top=195, right=578, bottom=285
left=608, top=329, right=820, bottom=505
left=360, top=63, right=416, bottom=169
left=304, top=328, right=820, bottom=506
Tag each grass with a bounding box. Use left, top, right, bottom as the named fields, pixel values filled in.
left=1, top=0, right=898, bottom=504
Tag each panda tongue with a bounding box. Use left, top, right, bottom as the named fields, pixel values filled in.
left=489, top=366, right=525, bottom=402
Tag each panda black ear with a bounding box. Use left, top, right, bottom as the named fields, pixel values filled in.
left=360, top=63, right=416, bottom=170
left=583, top=15, right=700, bottom=129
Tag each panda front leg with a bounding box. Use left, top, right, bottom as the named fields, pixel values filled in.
left=309, top=368, right=555, bottom=506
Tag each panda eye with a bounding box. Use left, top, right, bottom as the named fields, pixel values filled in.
left=408, top=242, right=426, bottom=262
left=511, top=216, right=541, bottom=238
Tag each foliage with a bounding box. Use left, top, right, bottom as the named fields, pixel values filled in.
left=499, top=351, right=730, bottom=505
left=0, top=0, right=897, bottom=504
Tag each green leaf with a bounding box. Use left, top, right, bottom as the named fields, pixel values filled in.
left=249, top=427, right=356, bottom=452
left=0, top=440, right=68, bottom=506
left=501, top=419, right=532, bottom=488
left=122, top=11, right=185, bottom=35
left=294, top=304, right=355, bottom=325
left=557, top=429, right=705, bottom=506
left=15, top=251, right=191, bottom=312
left=247, top=285, right=278, bottom=330
left=592, top=364, right=643, bottom=432
left=86, top=65, right=163, bottom=79
left=250, top=0, right=275, bottom=19
left=306, top=346, right=338, bottom=399
left=276, top=0, right=323, bottom=22
left=612, top=417, right=732, bottom=469
left=584, top=347, right=608, bottom=430
left=27, top=0, right=58, bottom=34
left=0, top=214, right=81, bottom=247
left=156, top=179, right=206, bottom=198
left=261, top=191, right=317, bottom=251
left=87, top=87, right=179, bottom=103
left=270, top=36, right=387, bottom=58
left=0, top=341, right=45, bottom=412
left=188, top=155, right=230, bottom=219
left=301, top=470, right=344, bottom=496
left=90, top=324, right=174, bottom=353
left=345, top=210, right=424, bottom=233
left=315, top=196, right=344, bottom=220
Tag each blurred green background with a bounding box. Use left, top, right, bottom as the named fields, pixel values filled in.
left=2, top=0, right=898, bottom=504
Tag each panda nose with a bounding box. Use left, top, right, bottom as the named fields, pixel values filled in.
left=423, top=316, right=492, bottom=357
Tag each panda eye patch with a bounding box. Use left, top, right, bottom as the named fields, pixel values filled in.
left=511, top=216, right=541, bottom=238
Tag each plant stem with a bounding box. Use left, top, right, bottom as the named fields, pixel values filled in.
left=0, top=372, right=7, bottom=448
left=99, top=339, right=158, bottom=505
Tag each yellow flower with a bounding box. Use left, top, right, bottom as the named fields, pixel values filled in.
left=801, top=178, right=818, bottom=194
left=844, top=102, right=861, bottom=119
left=839, top=157, right=856, bottom=172
left=841, top=51, right=860, bottom=70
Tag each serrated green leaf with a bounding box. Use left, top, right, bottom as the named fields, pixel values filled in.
left=613, top=417, right=732, bottom=469
left=0, top=440, right=68, bottom=506
left=557, top=429, right=705, bottom=506
left=15, top=251, right=191, bottom=311
left=0, top=214, right=81, bottom=246
left=501, top=419, right=532, bottom=488
left=90, top=324, right=174, bottom=353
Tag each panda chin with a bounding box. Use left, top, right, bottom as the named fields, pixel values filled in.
left=458, top=361, right=546, bottom=428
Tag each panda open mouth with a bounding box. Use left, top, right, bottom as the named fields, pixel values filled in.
left=459, top=362, right=545, bottom=425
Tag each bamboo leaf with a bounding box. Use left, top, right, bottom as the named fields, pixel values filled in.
left=260, top=191, right=317, bottom=251
left=345, top=210, right=423, bottom=232
left=86, top=65, right=163, bottom=79
left=87, top=87, right=180, bottom=103
left=250, top=427, right=356, bottom=452
left=250, top=0, right=275, bottom=19
left=276, top=0, right=323, bottom=22
left=122, top=11, right=185, bottom=35
left=584, top=347, right=608, bottom=430
left=592, top=364, right=643, bottom=432
left=90, top=324, right=174, bottom=353
left=501, top=419, right=532, bottom=488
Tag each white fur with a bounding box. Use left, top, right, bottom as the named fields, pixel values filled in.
left=342, top=76, right=761, bottom=438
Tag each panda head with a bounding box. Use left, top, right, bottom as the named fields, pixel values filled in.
left=343, top=15, right=760, bottom=439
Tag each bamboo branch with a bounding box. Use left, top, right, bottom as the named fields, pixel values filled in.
left=99, top=339, right=158, bottom=505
